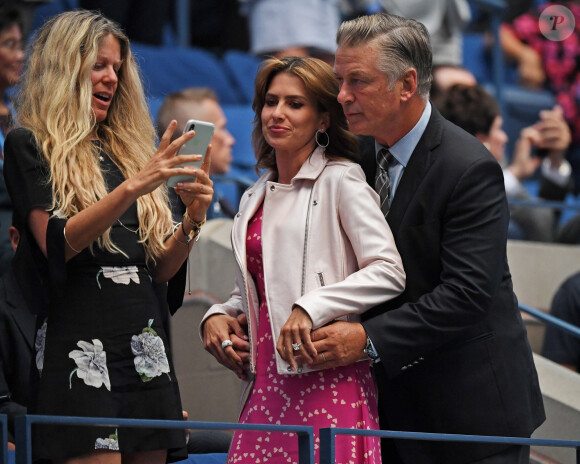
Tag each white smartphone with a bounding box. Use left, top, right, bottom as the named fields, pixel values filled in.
left=167, top=119, right=215, bottom=188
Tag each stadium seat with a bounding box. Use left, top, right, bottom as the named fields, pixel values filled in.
left=147, top=96, right=164, bottom=125
left=222, top=104, right=257, bottom=171
left=462, top=32, right=492, bottom=84
left=222, top=50, right=262, bottom=104
left=131, top=43, right=242, bottom=104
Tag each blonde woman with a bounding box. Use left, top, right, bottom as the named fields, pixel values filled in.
left=3, top=10, right=213, bottom=464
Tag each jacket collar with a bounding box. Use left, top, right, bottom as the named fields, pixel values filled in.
left=247, top=146, right=329, bottom=196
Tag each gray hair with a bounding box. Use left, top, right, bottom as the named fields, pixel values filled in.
left=336, top=13, right=433, bottom=99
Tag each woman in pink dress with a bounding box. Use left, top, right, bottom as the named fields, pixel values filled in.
left=201, top=56, right=406, bottom=464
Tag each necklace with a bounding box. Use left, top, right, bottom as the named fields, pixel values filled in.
left=116, top=219, right=138, bottom=234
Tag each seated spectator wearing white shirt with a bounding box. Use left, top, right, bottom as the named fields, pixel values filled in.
left=435, top=83, right=573, bottom=242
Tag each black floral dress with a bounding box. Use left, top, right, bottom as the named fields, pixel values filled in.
left=3, top=128, right=186, bottom=462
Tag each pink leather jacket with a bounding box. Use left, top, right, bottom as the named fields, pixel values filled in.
left=201, top=147, right=405, bottom=377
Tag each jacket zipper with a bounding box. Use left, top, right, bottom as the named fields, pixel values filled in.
left=231, top=216, right=253, bottom=374
left=300, top=189, right=315, bottom=296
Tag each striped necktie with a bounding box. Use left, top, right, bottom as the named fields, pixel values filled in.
left=375, top=148, right=393, bottom=217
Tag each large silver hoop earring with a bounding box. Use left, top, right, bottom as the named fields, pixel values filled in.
left=316, top=129, right=329, bottom=148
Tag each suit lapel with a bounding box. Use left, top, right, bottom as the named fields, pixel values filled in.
left=359, top=136, right=377, bottom=186
left=360, top=108, right=445, bottom=236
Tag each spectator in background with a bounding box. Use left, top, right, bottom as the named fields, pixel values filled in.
left=436, top=84, right=573, bottom=242
left=429, top=64, right=477, bottom=102
left=156, top=87, right=237, bottom=219
left=0, top=216, right=34, bottom=449
left=500, top=1, right=580, bottom=189
left=542, top=271, right=580, bottom=373
left=187, top=0, right=250, bottom=55
left=345, top=0, right=472, bottom=67
left=0, top=4, right=24, bottom=276
left=238, top=0, right=343, bottom=65
left=78, top=0, right=170, bottom=45
left=3, top=0, right=53, bottom=40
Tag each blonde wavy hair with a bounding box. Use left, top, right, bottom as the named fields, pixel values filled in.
left=16, top=10, right=173, bottom=265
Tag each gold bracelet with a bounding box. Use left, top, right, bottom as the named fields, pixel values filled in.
left=184, top=210, right=206, bottom=229
left=184, top=211, right=205, bottom=242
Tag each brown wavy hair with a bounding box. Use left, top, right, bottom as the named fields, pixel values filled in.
left=251, top=56, right=359, bottom=173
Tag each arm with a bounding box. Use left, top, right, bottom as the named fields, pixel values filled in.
left=20, top=122, right=213, bottom=283
left=367, top=157, right=511, bottom=376
left=505, top=126, right=542, bottom=189
left=201, top=280, right=250, bottom=379
left=311, top=156, right=511, bottom=372
left=499, top=24, right=545, bottom=88
left=277, top=165, right=405, bottom=369
left=506, top=105, right=572, bottom=199
left=150, top=146, right=213, bottom=283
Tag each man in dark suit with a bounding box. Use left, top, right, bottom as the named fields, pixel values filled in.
left=0, top=219, right=35, bottom=447
left=308, top=13, right=546, bottom=464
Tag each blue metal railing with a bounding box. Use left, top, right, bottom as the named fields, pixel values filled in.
left=1, top=414, right=7, bottom=464
left=14, top=415, right=314, bottom=464
left=319, top=428, right=580, bottom=464
left=520, top=303, right=580, bottom=340
left=8, top=414, right=580, bottom=464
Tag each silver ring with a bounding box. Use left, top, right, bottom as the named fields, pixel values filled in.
left=221, top=339, right=233, bottom=350
left=292, top=342, right=302, bottom=351
left=321, top=352, right=327, bottom=361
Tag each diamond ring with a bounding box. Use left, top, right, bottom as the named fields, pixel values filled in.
left=292, top=342, right=302, bottom=351
left=221, top=339, right=233, bottom=350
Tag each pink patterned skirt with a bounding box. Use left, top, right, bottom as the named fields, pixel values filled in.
left=227, top=204, right=381, bottom=464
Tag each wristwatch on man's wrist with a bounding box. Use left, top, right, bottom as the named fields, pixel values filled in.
left=363, top=335, right=379, bottom=362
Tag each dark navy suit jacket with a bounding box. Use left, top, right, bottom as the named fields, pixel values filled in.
left=360, top=107, right=545, bottom=463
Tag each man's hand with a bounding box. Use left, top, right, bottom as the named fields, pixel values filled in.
left=510, top=126, right=542, bottom=181
left=308, top=321, right=367, bottom=369
left=536, top=105, right=571, bottom=157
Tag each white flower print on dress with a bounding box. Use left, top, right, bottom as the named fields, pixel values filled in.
left=96, top=266, right=140, bottom=289
left=51, top=209, right=67, bottom=219
left=69, top=339, right=111, bottom=391
left=131, top=319, right=171, bottom=382
left=95, top=430, right=119, bottom=450
left=35, top=319, right=47, bottom=375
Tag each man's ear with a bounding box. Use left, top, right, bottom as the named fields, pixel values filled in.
left=400, top=69, right=418, bottom=102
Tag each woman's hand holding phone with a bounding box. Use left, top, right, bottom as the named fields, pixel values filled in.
left=167, top=119, right=215, bottom=188
left=174, top=143, right=213, bottom=223
left=126, top=120, right=201, bottom=198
